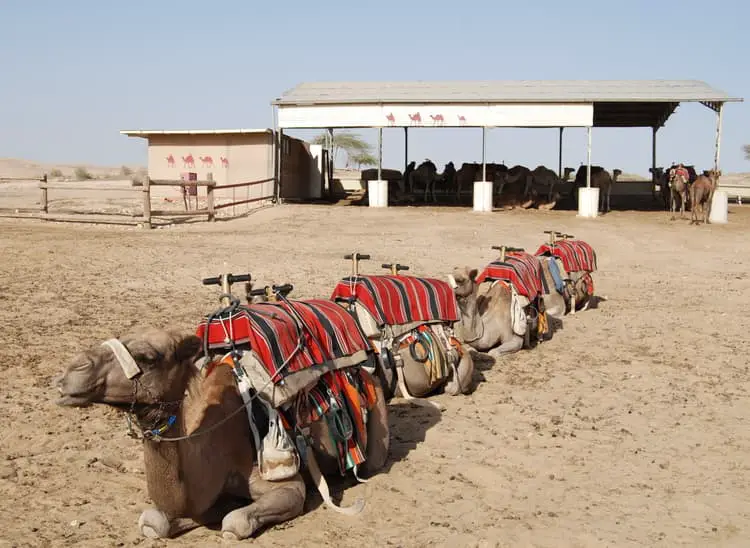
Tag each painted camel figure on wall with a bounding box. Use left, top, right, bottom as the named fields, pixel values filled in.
left=409, top=112, right=422, bottom=126
left=166, top=154, right=175, bottom=168
left=386, top=113, right=396, bottom=126
left=220, top=156, right=229, bottom=168
left=182, top=154, right=195, bottom=168
left=200, top=156, right=214, bottom=168
left=430, top=114, right=444, bottom=126
left=458, top=115, right=467, bottom=126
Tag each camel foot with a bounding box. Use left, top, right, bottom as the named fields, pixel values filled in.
left=221, top=509, right=261, bottom=541
left=488, top=339, right=523, bottom=360
left=139, top=508, right=171, bottom=539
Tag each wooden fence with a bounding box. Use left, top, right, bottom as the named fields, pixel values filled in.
left=26, top=175, right=276, bottom=228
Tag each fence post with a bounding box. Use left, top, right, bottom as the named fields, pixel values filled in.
left=40, top=174, right=48, bottom=215
left=142, top=177, right=152, bottom=229
left=206, top=173, right=215, bottom=222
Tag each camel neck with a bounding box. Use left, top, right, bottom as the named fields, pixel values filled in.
left=456, top=287, right=481, bottom=342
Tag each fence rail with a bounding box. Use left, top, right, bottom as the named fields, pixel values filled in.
left=0, top=173, right=275, bottom=228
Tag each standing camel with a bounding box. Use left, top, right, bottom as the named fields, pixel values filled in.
left=667, top=165, right=691, bottom=220
left=690, top=169, right=720, bottom=224
left=409, top=159, right=438, bottom=203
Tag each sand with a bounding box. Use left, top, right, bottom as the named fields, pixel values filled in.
left=1, top=202, right=749, bottom=548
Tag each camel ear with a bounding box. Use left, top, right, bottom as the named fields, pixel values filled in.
left=469, top=268, right=479, bottom=281
left=174, top=335, right=202, bottom=365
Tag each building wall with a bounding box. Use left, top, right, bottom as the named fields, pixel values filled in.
left=279, top=134, right=315, bottom=199
left=145, top=132, right=315, bottom=203
left=146, top=132, right=274, bottom=204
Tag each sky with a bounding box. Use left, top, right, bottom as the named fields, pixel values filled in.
left=1, top=0, right=748, bottom=177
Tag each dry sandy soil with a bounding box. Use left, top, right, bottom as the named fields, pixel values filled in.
left=1, top=201, right=749, bottom=548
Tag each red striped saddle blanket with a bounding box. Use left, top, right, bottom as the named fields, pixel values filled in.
left=534, top=239, right=597, bottom=273
left=330, top=274, right=460, bottom=327
left=474, top=252, right=545, bottom=299
left=195, top=299, right=369, bottom=383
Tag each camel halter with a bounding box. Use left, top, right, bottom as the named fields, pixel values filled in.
left=101, top=338, right=142, bottom=379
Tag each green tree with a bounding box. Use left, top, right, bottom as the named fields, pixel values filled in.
left=350, top=151, right=378, bottom=169
left=744, top=144, right=750, bottom=160
left=311, top=131, right=374, bottom=168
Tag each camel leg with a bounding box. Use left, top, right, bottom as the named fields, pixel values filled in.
left=444, top=345, right=475, bottom=396
left=139, top=505, right=229, bottom=539
left=220, top=470, right=305, bottom=540
left=487, top=335, right=524, bottom=359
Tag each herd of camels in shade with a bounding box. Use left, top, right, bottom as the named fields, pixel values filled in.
left=363, top=160, right=722, bottom=221
left=55, top=232, right=602, bottom=540
left=364, top=160, right=622, bottom=213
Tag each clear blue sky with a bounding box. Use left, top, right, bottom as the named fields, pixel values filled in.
left=1, top=0, right=747, bottom=176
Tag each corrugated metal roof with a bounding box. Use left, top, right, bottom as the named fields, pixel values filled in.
left=272, top=80, right=742, bottom=106
left=120, top=128, right=272, bottom=138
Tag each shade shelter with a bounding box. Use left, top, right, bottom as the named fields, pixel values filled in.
left=272, top=80, right=742, bottom=214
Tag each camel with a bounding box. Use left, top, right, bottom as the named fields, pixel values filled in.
left=537, top=256, right=594, bottom=318
left=572, top=166, right=619, bottom=213
left=531, top=166, right=575, bottom=202
left=649, top=167, right=669, bottom=208
left=494, top=165, right=534, bottom=209
left=448, top=267, right=530, bottom=359
left=690, top=169, right=720, bottom=224
left=667, top=165, right=691, bottom=220
left=435, top=161, right=456, bottom=196
left=55, top=327, right=390, bottom=540
left=408, top=159, right=438, bottom=202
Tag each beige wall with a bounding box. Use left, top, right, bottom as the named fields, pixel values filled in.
left=279, top=134, right=314, bottom=199
left=147, top=132, right=274, bottom=204
left=145, top=131, right=315, bottom=203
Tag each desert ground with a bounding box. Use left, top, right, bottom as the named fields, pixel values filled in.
left=1, top=182, right=750, bottom=547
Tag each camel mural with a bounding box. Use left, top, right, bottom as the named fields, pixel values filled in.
left=200, top=155, right=214, bottom=168
left=182, top=154, right=195, bottom=169
left=166, top=154, right=175, bottom=168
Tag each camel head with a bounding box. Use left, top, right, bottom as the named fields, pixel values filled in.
left=612, top=169, right=622, bottom=181
left=563, top=167, right=575, bottom=181
left=447, top=266, right=478, bottom=300
left=55, top=328, right=202, bottom=408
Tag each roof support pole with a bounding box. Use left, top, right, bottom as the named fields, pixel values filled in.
left=404, top=127, right=409, bottom=176
left=651, top=126, right=657, bottom=176
left=277, top=129, right=284, bottom=202
left=558, top=127, right=564, bottom=178
left=327, top=128, right=334, bottom=194
left=377, top=127, right=383, bottom=181
left=714, top=103, right=723, bottom=172
left=586, top=126, right=592, bottom=188
left=482, top=126, right=487, bottom=182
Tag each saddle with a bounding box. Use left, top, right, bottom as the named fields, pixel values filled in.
left=195, top=297, right=378, bottom=501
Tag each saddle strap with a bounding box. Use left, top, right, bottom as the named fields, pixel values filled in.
left=304, top=445, right=365, bottom=516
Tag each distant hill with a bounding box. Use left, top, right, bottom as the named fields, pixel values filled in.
left=0, top=158, right=145, bottom=181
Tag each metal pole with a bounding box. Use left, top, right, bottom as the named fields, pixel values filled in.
left=651, top=126, right=657, bottom=176
left=377, top=127, right=383, bottom=181
left=714, top=103, right=723, bottom=172
left=586, top=126, right=592, bottom=188
left=328, top=128, right=334, bottom=189
left=404, top=127, right=408, bottom=174
left=558, top=127, right=563, bottom=178
left=482, top=126, right=487, bottom=181
left=278, top=129, right=284, bottom=201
